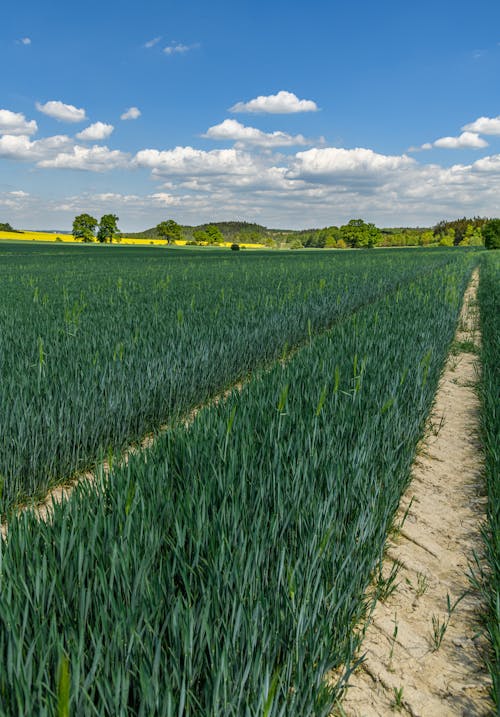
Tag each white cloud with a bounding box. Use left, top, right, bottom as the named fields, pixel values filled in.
left=35, top=100, right=86, bottom=123
left=471, top=153, right=500, bottom=173
left=203, top=119, right=312, bottom=147
left=37, top=145, right=130, bottom=171
left=462, top=115, right=500, bottom=135
left=93, top=192, right=138, bottom=202
left=408, top=142, right=433, bottom=152
left=134, top=146, right=257, bottom=176
left=145, top=37, right=161, bottom=48
left=150, top=192, right=181, bottom=205
left=8, top=190, right=30, bottom=197
left=163, top=42, right=198, bottom=55
left=121, top=106, right=141, bottom=120
left=433, top=131, right=488, bottom=149
left=230, top=90, right=318, bottom=114
left=7, top=147, right=500, bottom=231
left=0, top=134, right=72, bottom=160
left=287, top=147, right=414, bottom=183
left=76, top=122, right=114, bottom=141
left=53, top=191, right=182, bottom=214
left=19, top=37, right=31, bottom=45
left=0, top=109, right=37, bottom=136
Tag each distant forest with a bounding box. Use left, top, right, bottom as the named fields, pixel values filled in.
left=122, top=216, right=489, bottom=248
left=1, top=216, right=491, bottom=248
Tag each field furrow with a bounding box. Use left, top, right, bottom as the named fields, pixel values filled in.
left=338, top=269, right=493, bottom=716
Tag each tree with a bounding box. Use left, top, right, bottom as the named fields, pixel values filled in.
left=433, top=216, right=488, bottom=245
left=339, top=219, right=381, bottom=248
left=439, top=228, right=455, bottom=246
left=419, top=231, right=435, bottom=246
left=72, top=214, right=97, bottom=242
left=156, top=219, right=183, bottom=244
left=205, top=225, right=225, bottom=244
left=193, top=230, right=209, bottom=244
left=97, top=214, right=119, bottom=243
left=482, top=219, right=500, bottom=249
left=459, top=224, right=483, bottom=246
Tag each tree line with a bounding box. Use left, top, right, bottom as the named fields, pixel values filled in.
left=70, top=215, right=227, bottom=246
left=9, top=213, right=498, bottom=250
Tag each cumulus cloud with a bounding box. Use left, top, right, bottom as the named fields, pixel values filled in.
left=0, top=109, right=37, bottom=136
left=145, top=37, right=161, bottom=48
left=203, top=119, right=312, bottom=147
left=37, top=145, right=130, bottom=171
left=76, top=122, right=114, bottom=141
left=230, top=90, right=318, bottom=114
left=134, top=146, right=257, bottom=176
left=409, top=131, right=488, bottom=151
left=7, top=147, right=500, bottom=231
left=52, top=191, right=183, bottom=217
left=163, top=42, right=199, bottom=55
left=462, top=115, right=500, bottom=135
left=19, top=37, right=31, bottom=45
left=407, top=142, right=433, bottom=152
left=287, top=147, right=414, bottom=183
left=0, top=134, right=72, bottom=160
left=433, top=131, right=488, bottom=149
left=471, top=153, right=500, bottom=173
left=150, top=192, right=181, bottom=205
left=35, top=100, right=86, bottom=123
left=121, top=107, right=141, bottom=120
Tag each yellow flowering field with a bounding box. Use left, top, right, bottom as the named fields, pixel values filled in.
left=0, top=230, right=262, bottom=248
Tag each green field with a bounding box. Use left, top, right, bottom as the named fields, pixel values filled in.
left=476, top=252, right=500, bottom=706
left=0, top=243, right=488, bottom=715
left=0, top=243, right=473, bottom=513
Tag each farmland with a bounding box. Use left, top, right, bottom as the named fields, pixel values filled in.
left=0, top=243, right=470, bottom=513
left=476, top=252, right=500, bottom=705
left=0, top=229, right=260, bottom=249
left=0, top=243, right=489, bottom=715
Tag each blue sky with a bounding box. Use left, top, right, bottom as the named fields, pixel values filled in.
left=1, top=0, right=500, bottom=230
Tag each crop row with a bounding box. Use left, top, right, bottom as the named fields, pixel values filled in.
left=476, top=252, right=500, bottom=708
left=0, top=256, right=474, bottom=716
left=0, top=244, right=470, bottom=511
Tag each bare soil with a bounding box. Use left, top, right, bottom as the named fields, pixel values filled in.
left=338, top=269, right=492, bottom=716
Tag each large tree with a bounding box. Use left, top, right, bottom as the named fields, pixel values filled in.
left=204, top=225, right=225, bottom=244
left=340, top=219, right=381, bottom=248
left=482, top=219, right=500, bottom=250
left=72, top=214, right=97, bottom=242
left=156, top=219, right=183, bottom=244
left=97, top=214, right=120, bottom=243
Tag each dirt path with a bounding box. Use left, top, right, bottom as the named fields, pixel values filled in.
left=339, top=269, right=493, bottom=716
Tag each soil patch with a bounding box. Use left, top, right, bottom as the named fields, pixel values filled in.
left=338, top=269, right=493, bottom=716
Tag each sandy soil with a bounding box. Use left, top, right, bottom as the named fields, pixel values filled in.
left=338, top=269, right=493, bottom=716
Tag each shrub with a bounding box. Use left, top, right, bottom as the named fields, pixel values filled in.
left=483, top=219, right=500, bottom=250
